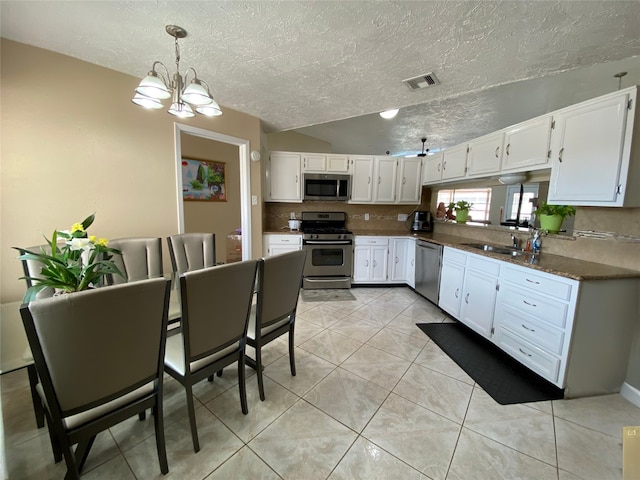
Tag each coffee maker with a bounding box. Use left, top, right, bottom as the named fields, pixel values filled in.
left=410, top=211, right=433, bottom=232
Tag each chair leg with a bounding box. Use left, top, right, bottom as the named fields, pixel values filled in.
left=60, top=437, right=81, bottom=480
left=289, top=326, right=296, bottom=377
left=184, top=383, right=200, bottom=453
left=207, top=374, right=214, bottom=382
left=153, top=399, right=169, bottom=474
left=255, top=344, right=265, bottom=401
left=74, top=435, right=96, bottom=473
left=138, top=410, right=146, bottom=421
left=238, top=352, right=248, bottom=414
left=45, top=413, right=63, bottom=463
left=217, top=369, right=223, bottom=377
left=27, top=364, right=45, bottom=428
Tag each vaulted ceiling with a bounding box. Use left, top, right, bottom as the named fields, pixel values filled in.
left=2, top=1, right=639, bottom=155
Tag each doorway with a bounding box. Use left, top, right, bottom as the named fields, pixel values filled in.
left=173, top=123, right=251, bottom=261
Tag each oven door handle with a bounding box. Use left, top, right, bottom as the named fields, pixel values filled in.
left=303, top=240, right=352, bottom=245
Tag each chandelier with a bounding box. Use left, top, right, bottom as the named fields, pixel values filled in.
left=131, top=25, right=222, bottom=118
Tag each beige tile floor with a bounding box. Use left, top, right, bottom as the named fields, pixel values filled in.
left=2, top=287, right=638, bottom=479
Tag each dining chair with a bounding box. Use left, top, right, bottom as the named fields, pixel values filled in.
left=164, top=259, right=258, bottom=453
left=246, top=249, right=306, bottom=401
left=20, top=277, right=171, bottom=479
left=166, top=233, right=216, bottom=274
left=107, top=237, right=163, bottom=284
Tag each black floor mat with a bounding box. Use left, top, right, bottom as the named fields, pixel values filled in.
left=416, top=322, right=564, bottom=405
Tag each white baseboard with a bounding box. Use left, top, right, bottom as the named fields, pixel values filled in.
left=621, top=382, right=640, bottom=408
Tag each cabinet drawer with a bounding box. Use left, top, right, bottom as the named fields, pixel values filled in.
left=265, top=235, right=301, bottom=245
left=355, top=237, right=389, bottom=246
left=500, top=285, right=568, bottom=328
left=494, top=327, right=561, bottom=384
left=467, top=254, right=500, bottom=276
left=495, top=304, right=565, bottom=355
left=443, top=247, right=467, bottom=266
left=501, top=266, right=574, bottom=301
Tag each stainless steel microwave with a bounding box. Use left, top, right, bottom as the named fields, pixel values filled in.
left=303, top=174, right=351, bottom=201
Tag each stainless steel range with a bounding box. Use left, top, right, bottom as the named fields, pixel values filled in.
left=301, top=212, right=353, bottom=289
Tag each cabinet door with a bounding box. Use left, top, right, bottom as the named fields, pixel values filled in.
left=270, top=244, right=301, bottom=257
left=503, top=115, right=552, bottom=171
left=396, top=158, right=422, bottom=203
left=422, top=153, right=443, bottom=184
left=467, top=132, right=504, bottom=177
left=459, top=268, right=498, bottom=339
left=327, top=154, right=350, bottom=172
left=548, top=93, right=629, bottom=205
left=438, top=261, right=466, bottom=318
left=303, top=154, right=327, bottom=172
left=390, top=239, right=408, bottom=282
left=349, top=156, right=374, bottom=203
left=374, top=157, right=398, bottom=203
left=441, top=144, right=468, bottom=180
left=268, top=152, right=302, bottom=202
left=371, top=246, right=389, bottom=282
left=406, top=239, right=416, bottom=288
left=353, top=246, right=371, bottom=282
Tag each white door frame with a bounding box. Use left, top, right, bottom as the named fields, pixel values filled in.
left=173, top=123, right=252, bottom=260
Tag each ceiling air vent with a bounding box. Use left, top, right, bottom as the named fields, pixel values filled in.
left=402, top=72, right=440, bottom=91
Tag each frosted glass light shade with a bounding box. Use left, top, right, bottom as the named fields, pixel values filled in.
left=135, top=71, right=171, bottom=100
left=380, top=108, right=399, bottom=119
left=181, top=80, right=213, bottom=106
left=498, top=173, right=527, bottom=185
left=131, top=93, right=164, bottom=109
left=168, top=101, right=195, bottom=118
left=195, top=100, right=223, bottom=117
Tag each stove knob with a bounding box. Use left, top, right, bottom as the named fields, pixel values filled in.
left=313, top=234, right=319, bottom=239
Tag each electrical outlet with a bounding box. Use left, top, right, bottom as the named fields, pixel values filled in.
left=398, top=213, right=408, bottom=221
left=251, top=195, right=258, bottom=206
left=364, top=213, right=370, bottom=221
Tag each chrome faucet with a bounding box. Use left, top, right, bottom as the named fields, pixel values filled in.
left=510, top=234, right=519, bottom=249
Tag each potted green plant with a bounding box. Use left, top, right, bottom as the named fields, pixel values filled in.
left=448, top=200, right=473, bottom=223
left=14, top=214, right=123, bottom=302
left=533, top=202, right=576, bottom=234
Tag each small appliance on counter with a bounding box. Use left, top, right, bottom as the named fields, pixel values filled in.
left=410, top=210, right=433, bottom=232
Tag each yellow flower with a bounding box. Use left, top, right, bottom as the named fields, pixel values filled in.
left=71, top=222, right=85, bottom=233
left=89, top=235, right=97, bottom=243
left=96, top=237, right=109, bottom=247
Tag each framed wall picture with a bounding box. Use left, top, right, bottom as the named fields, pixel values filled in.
left=181, top=158, right=226, bottom=201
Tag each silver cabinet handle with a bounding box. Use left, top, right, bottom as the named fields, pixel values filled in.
left=559, top=147, right=564, bottom=163
left=295, top=175, right=298, bottom=183
left=525, top=278, right=540, bottom=285
left=519, top=348, right=532, bottom=357
left=368, top=176, right=371, bottom=185
left=437, top=163, right=441, bottom=172
left=365, top=260, right=369, bottom=267
left=521, top=324, right=535, bottom=332
left=373, top=260, right=377, bottom=268
left=495, top=146, right=500, bottom=158
left=523, top=300, right=537, bottom=307
left=464, top=293, right=470, bottom=304
left=506, top=143, right=510, bottom=156
left=378, top=177, right=382, bottom=184
left=454, top=288, right=459, bottom=299
left=395, top=256, right=399, bottom=264
left=443, top=161, right=447, bottom=170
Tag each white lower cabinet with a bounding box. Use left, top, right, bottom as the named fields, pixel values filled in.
left=389, top=238, right=408, bottom=282
left=353, top=237, right=389, bottom=283
left=459, top=255, right=500, bottom=339
left=439, top=247, right=639, bottom=396
left=262, top=234, right=302, bottom=257
left=405, top=238, right=416, bottom=288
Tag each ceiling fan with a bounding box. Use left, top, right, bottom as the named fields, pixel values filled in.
left=417, top=137, right=429, bottom=157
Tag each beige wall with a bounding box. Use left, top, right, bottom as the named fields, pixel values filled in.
left=266, top=131, right=331, bottom=153
left=181, top=134, right=242, bottom=262
left=1, top=39, right=263, bottom=303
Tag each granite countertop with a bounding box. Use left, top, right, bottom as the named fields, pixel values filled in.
left=264, top=229, right=640, bottom=281
left=413, top=232, right=640, bottom=282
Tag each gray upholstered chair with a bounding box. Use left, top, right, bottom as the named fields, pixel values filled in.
left=164, top=259, right=258, bottom=453
left=19, top=244, right=55, bottom=300
left=166, top=233, right=216, bottom=275
left=20, top=278, right=171, bottom=479
left=246, top=249, right=306, bottom=401
left=108, top=237, right=163, bottom=285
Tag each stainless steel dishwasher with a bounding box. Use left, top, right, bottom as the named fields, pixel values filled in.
left=415, top=240, right=443, bottom=304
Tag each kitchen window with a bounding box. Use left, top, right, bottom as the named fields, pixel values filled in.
left=437, top=188, right=492, bottom=222
left=505, top=183, right=539, bottom=223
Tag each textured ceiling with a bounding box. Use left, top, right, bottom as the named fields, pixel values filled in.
left=1, top=1, right=640, bottom=155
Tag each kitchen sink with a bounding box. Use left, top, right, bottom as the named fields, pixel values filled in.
left=461, top=243, right=526, bottom=257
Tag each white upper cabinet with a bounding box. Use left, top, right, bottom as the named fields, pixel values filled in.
left=266, top=152, right=302, bottom=202
left=396, top=158, right=422, bottom=203
left=422, top=152, right=444, bottom=184
left=441, top=143, right=468, bottom=180
left=303, top=153, right=349, bottom=173
left=349, top=155, right=375, bottom=203
left=548, top=87, right=640, bottom=207
left=374, top=157, right=398, bottom=203
left=466, top=131, right=504, bottom=177
left=502, top=115, right=553, bottom=171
